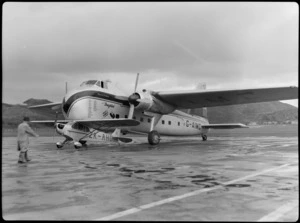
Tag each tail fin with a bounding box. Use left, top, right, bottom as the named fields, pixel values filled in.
left=186, top=83, right=207, bottom=118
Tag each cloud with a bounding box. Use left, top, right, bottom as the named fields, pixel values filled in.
left=2, top=2, right=298, bottom=107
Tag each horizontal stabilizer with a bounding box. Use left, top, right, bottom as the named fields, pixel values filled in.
left=202, top=123, right=248, bottom=129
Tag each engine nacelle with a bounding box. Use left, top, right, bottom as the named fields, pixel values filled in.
left=133, top=90, right=175, bottom=114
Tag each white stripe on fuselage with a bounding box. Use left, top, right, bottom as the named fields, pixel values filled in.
left=63, top=89, right=209, bottom=136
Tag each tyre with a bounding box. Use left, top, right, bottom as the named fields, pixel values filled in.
left=56, top=142, right=63, bottom=148
left=148, top=131, right=160, bottom=145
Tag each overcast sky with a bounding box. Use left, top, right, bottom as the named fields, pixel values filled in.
left=2, top=2, right=298, bottom=107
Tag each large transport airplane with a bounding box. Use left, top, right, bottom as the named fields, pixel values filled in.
left=29, top=74, right=298, bottom=148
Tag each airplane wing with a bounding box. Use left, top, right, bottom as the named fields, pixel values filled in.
left=202, top=123, right=248, bottom=129
left=31, top=118, right=140, bottom=131
left=76, top=118, right=140, bottom=131
left=29, top=102, right=61, bottom=110
left=153, top=86, right=298, bottom=108
left=30, top=120, right=69, bottom=124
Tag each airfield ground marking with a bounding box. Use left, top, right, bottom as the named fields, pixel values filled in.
left=257, top=200, right=298, bottom=222
left=95, top=164, right=291, bottom=221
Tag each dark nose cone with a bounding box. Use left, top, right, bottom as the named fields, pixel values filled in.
left=128, top=93, right=140, bottom=106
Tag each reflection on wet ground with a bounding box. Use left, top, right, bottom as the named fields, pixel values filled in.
left=2, top=125, right=299, bottom=221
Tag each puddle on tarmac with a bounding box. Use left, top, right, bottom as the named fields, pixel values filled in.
left=154, top=183, right=187, bottom=190
left=161, top=167, right=175, bottom=171
left=118, top=167, right=174, bottom=174
left=155, top=180, right=172, bottom=183
left=226, top=184, right=251, bottom=188
left=191, top=177, right=216, bottom=183
left=85, top=165, right=97, bottom=169
left=106, top=164, right=120, bottom=167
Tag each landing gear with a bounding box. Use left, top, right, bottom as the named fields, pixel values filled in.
left=148, top=130, right=160, bottom=145
left=56, top=139, right=69, bottom=149
left=202, top=134, right=207, bottom=141
left=74, top=142, right=82, bottom=149
left=56, top=142, right=63, bottom=148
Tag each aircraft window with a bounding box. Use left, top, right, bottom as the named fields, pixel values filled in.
left=168, top=121, right=171, bottom=125
left=133, top=116, right=136, bottom=120
left=86, top=80, right=97, bottom=85
left=125, top=115, right=128, bottom=119
left=162, top=120, right=165, bottom=124
left=148, top=118, right=151, bottom=123
left=80, top=80, right=97, bottom=87
left=101, top=81, right=104, bottom=88
left=178, top=122, right=180, bottom=126
left=72, top=123, right=89, bottom=132
left=140, top=117, right=144, bottom=122
left=116, top=114, right=119, bottom=119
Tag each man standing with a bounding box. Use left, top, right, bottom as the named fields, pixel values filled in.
left=17, top=116, right=39, bottom=163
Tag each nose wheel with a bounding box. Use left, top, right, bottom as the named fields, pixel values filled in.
left=56, top=142, right=64, bottom=148
left=148, top=130, right=160, bottom=145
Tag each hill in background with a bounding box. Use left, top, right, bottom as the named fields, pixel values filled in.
left=180, top=101, right=297, bottom=124
left=2, top=99, right=298, bottom=128
left=3, top=99, right=64, bottom=128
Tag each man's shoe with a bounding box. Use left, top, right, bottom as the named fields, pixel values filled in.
left=18, top=160, right=26, bottom=163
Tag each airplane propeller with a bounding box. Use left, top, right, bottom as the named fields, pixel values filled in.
left=53, top=111, right=58, bottom=141
left=128, top=73, right=140, bottom=119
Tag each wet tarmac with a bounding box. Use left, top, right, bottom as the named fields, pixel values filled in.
left=2, top=126, right=298, bottom=221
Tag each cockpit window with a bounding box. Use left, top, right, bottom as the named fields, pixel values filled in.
left=80, top=80, right=97, bottom=86
left=80, top=80, right=108, bottom=89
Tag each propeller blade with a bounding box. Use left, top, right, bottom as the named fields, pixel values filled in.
left=53, top=112, right=58, bottom=141
left=128, top=104, right=135, bottom=119
left=134, top=73, right=140, bottom=92
left=127, top=73, right=140, bottom=119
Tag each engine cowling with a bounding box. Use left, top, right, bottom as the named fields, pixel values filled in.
left=129, top=89, right=175, bottom=114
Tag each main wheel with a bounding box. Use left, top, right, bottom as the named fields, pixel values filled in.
left=148, top=130, right=160, bottom=145
left=202, top=134, right=207, bottom=141
left=74, top=142, right=82, bottom=149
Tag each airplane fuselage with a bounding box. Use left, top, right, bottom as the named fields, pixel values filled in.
left=61, top=84, right=209, bottom=137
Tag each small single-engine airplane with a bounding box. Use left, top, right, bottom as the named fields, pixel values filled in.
left=29, top=74, right=298, bottom=149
